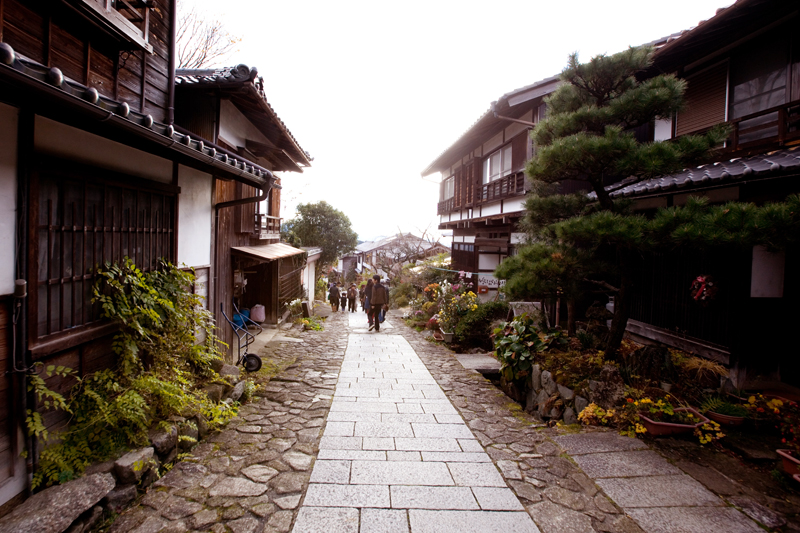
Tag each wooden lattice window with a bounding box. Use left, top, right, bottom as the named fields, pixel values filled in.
left=32, top=163, right=176, bottom=339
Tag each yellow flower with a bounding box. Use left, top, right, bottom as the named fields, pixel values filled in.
left=748, top=396, right=756, bottom=404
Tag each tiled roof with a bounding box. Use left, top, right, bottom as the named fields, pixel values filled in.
left=593, top=147, right=800, bottom=200
left=176, top=65, right=312, bottom=166
left=0, top=43, right=273, bottom=188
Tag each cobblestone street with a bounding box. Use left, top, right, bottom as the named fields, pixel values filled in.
left=108, top=307, right=764, bottom=533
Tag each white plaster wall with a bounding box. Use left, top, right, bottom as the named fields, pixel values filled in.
left=654, top=118, right=673, bottom=141
left=503, top=197, right=526, bottom=213
left=463, top=235, right=476, bottom=243
left=303, top=257, right=318, bottom=302
left=218, top=100, right=273, bottom=152
left=481, top=203, right=502, bottom=217
left=0, top=104, right=18, bottom=296
left=479, top=254, right=501, bottom=271
left=34, top=116, right=172, bottom=183
left=177, top=165, right=212, bottom=267
left=751, top=246, right=785, bottom=298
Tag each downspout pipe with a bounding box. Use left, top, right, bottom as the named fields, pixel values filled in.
left=167, top=0, right=177, bottom=125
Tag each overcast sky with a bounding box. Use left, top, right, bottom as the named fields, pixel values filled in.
left=183, top=0, right=733, bottom=243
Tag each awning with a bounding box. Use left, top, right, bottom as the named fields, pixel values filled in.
left=231, top=243, right=306, bottom=262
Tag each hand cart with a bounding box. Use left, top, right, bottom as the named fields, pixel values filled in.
left=220, top=302, right=263, bottom=372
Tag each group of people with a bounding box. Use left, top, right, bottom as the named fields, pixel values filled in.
left=327, top=281, right=358, bottom=313
left=328, top=275, right=389, bottom=332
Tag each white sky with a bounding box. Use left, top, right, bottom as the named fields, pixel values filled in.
left=183, top=0, right=732, bottom=242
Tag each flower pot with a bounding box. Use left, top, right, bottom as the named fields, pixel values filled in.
left=705, top=410, right=745, bottom=427
left=432, top=331, right=444, bottom=341
left=777, top=449, right=800, bottom=476
left=638, top=407, right=709, bottom=437
left=440, top=329, right=454, bottom=343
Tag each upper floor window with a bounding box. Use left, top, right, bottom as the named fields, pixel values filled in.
left=79, top=0, right=153, bottom=52
left=442, top=176, right=455, bottom=200
left=483, top=144, right=512, bottom=184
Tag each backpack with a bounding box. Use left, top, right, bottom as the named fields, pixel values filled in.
left=348, top=287, right=357, bottom=299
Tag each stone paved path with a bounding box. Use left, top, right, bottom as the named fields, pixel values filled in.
left=291, top=318, right=538, bottom=532
left=107, top=306, right=765, bottom=533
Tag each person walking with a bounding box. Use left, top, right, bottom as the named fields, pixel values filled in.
left=347, top=283, right=358, bottom=312
left=368, top=275, right=388, bottom=332
left=363, top=278, right=374, bottom=316
left=328, top=283, right=340, bottom=312
left=359, top=283, right=366, bottom=311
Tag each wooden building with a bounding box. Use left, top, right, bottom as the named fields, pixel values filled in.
left=421, top=75, right=561, bottom=298
left=0, top=0, right=309, bottom=511
left=175, top=66, right=312, bottom=346
left=423, top=0, right=799, bottom=388
left=613, top=0, right=800, bottom=387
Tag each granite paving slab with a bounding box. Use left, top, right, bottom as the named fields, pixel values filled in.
left=626, top=506, right=765, bottom=533
left=596, top=474, right=723, bottom=508
left=553, top=432, right=648, bottom=455
left=571, top=450, right=683, bottom=478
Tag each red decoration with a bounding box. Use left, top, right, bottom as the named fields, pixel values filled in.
left=690, top=275, right=717, bottom=304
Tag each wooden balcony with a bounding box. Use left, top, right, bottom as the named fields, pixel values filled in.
left=727, top=99, right=800, bottom=152
left=437, top=171, right=526, bottom=215
left=255, top=214, right=281, bottom=240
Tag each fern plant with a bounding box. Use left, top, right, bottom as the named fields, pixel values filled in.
left=29, top=259, right=238, bottom=489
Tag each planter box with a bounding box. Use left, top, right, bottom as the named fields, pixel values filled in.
left=638, top=407, right=709, bottom=437
left=440, top=329, right=454, bottom=343
left=777, top=449, right=800, bottom=476
left=705, top=410, right=745, bottom=427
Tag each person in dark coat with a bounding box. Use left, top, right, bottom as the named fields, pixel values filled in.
left=347, top=283, right=358, bottom=312
left=368, top=275, right=388, bottom=332
left=328, top=283, right=340, bottom=312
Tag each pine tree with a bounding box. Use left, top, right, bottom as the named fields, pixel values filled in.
left=502, top=46, right=727, bottom=355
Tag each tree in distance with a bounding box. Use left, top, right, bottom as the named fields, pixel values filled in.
left=281, top=201, right=358, bottom=270
left=176, top=3, right=241, bottom=69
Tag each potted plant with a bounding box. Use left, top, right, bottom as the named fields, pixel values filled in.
left=700, top=397, right=749, bottom=426
left=635, top=398, right=709, bottom=436
left=744, top=393, right=783, bottom=434
left=776, top=399, right=800, bottom=475
left=436, top=277, right=478, bottom=343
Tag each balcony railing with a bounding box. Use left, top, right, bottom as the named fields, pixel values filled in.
left=255, top=214, right=281, bottom=240
left=727, top=99, right=800, bottom=152
left=437, top=171, right=526, bottom=215
left=480, top=171, right=526, bottom=202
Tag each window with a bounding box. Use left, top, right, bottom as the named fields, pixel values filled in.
left=79, top=0, right=153, bottom=52
left=483, top=144, right=512, bottom=184
left=34, top=166, right=175, bottom=339
left=442, top=176, right=455, bottom=200
left=729, top=32, right=789, bottom=143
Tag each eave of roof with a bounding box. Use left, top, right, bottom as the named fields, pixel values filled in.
left=0, top=43, right=273, bottom=190
left=420, top=30, right=685, bottom=179
left=591, top=146, right=800, bottom=200
left=650, top=0, right=795, bottom=74
left=231, top=242, right=306, bottom=262
left=420, top=75, right=562, bottom=178
left=176, top=65, right=312, bottom=169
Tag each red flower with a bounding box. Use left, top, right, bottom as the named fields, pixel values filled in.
left=626, top=398, right=634, bottom=403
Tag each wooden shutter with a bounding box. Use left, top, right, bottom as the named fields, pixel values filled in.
left=676, top=64, right=728, bottom=136
left=511, top=131, right=531, bottom=172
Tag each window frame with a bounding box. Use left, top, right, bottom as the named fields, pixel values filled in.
left=482, top=144, right=513, bottom=184
left=77, top=0, right=153, bottom=52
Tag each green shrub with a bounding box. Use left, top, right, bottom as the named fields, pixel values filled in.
left=493, top=313, right=568, bottom=384
left=30, top=259, right=234, bottom=489
left=454, top=302, right=509, bottom=350
left=395, top=296, right=409, bottom=308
